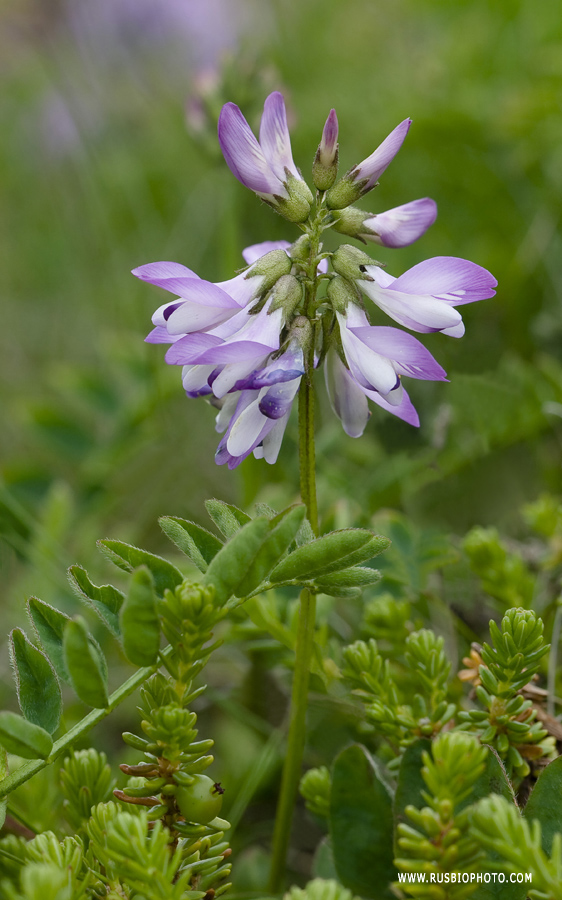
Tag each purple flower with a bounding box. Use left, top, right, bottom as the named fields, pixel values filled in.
left=326, top=119, right=412, bottom=210
left=135, top=247, right=292, bottom=343
left=214, top=373, right=302, bottom=468
left=358, top=256, right=497, bottom=337
left=218, top=92, right=313, bottom=222
left=332, top=198, right=438, bottom=248
left=326, top=303, right=448, bottom=435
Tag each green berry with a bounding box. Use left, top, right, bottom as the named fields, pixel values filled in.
left=175, top=774, right=223, bottom=824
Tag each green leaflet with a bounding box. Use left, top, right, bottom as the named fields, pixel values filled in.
left=312, top=836, right=338, bottom=879
left=63, top=617, right=109, bottom=709
left=9, top=628, right=62, bottom=734
left=393, top=738, right=431, bottom=853
left=159, top=516, right=223, bottom=572
left=204, top=499, right=251, bottom=539
left=270, top=529, right=390, bottom=584
left=0, top=711, right=53, bottom=760
left=236, top=505, right=306, bottom=597
left=27, top=598, right=71, bottom=682
left=523, top=755, right=562, bottom=855
left=314, top=566, right=382, bottom=594
left=97, top=540, right=183, bottom=596
left=68, top=565, right=124, bottom=636
left=202, top=516, right=272, bottom=606
left=330, top=744, right=396, bottom=898
left=119, top=567, right=160, bottom=667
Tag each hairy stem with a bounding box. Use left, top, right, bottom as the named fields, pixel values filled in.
left=0, top=649, right=172, bottom=800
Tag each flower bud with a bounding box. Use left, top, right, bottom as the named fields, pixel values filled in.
left=312, top=109, right=339, bottom=191
left=269, top=274, right=303, bottom=317
left=331, top=244, right=384, bottom=283
left=326, top=276, right=360, bottom=315
left=249, top=249, right=292, bottom=292
left=325, top=175, right=363, bottom=211
left=275, top=174, right=314, bottom=223
left=289, top=234, right=311, bottom=263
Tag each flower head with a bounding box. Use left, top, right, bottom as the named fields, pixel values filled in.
left=218, top=91, right=313, bottom=222
left=137, top=91, right=496, bottom=467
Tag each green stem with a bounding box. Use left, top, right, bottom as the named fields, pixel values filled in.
left=0, top=649, right=171, bottom=800
left=268, top=219, right=321, bottom=893
left=268, top=587, right=317, bottom=892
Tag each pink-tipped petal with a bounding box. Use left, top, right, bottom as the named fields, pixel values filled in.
left=354, top=118, right=412, bottom=190
left=259, top=92, right=299, bottom=181
left=218, top=102, right=282, bottom=196
left=366, top=198, right=437, bottom=248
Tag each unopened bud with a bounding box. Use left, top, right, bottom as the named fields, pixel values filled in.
left=325, top=174, right=365, bottom=211
left=248, top=249, right=292, bottom=292
left=327, top=276, right=360, bottom=314
left=275, top=174, right=314, bottom=223
left=312, top=109, right=339, bottom=191
left=289, top=315, right=314, bottom=349
left=269, top=274, right=303, bottom=316
left=289, top=234, right=311, bottom=263
left=331, top=244, right=384, bottom=283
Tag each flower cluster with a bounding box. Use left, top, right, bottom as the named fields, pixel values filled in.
left=135, top=92, right=496, bottom=466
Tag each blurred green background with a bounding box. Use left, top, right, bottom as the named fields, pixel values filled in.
left=1, top=0, right=562, bottom=882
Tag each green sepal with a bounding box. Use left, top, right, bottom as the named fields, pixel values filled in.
left=159, top=516, right=223, bottom=572
left=27, top=597, right=70, bottom=682
left=204, top=499, right=251, bottom=539
left=523, top=754, right=562, bottom=855
left=312, top=836, right=338, bottom=879
left=236, top=505, right=306, bottom=596
left=68, top=565, right=124, bottom=637
left=314, top=566, right=382, bottom=592
left=270, top=529, right=390, bottom=584
left=97, top=540, right=183, bottom=596
left=120, top=567, right=160, bottom=667
left=330, top=743, right=396, bottom=898
left=9, top=628, right=62, bottom=734
left=0, top=711, right=53, bottom=760
left=393, top=738, right=431, bottom=854
left=201, top=517, right=272, bottom=605
left=63, top=617, right=109, bottom=708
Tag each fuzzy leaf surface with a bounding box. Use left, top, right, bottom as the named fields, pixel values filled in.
left=27, top=598, right=70, bottom=682
left=119, top=567, right=160, bottom=667
left=97, top=540, right=183, bottom=596
left=204, top=499, right=251, bottom=538
left=201, top=516, right=272, bottom=605
left=270, top=529, right=390, bottom=583
left=0, top=711, right=53, bottom=759
left=9, top=628, right=62, bottom=734
left=330, top=743, right=396, bottom=898
left=236, top=505, right=306, bottom=596
left=63, top=617, right=109, bottom=708
left=68, top=565, right=124, bottom=636
left=159, top=516, right=223, bottom=572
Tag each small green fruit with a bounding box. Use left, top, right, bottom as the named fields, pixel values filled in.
left=175, top=774, right=223, bottom=824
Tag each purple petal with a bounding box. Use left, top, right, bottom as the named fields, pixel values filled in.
left=259, top=92, right=299, bottom=181
left=360, top=279, right=463, bottom=334
left=319, top=109, right=338, bottom=165
left=242, top=240, right=291, bottom=266
left=353, top=119, right=412, bottom=190
left=165, top=333, right=223, bottom=364
left=366, top=198, right=437, bottom=248
left=325, top=349, right=370, bottom=438
left=337, top=313, right=399, bottom=395
left=254, top=412, right=291, bottom=463
left=258, top=377, right=301, bottom=420
left=132, top=261, right=200, bottom=286
left=218, top=102, right=283, bottom=196
left=211, top=357, right=269, bottom=398
left=145, top=326, right=175, bottom=344
left=192, top=340, right=277, bottom=365
left=392, top=257, right=498, bottom=304
left=348, top=326, right=448, bottom=381
left=214, top=270, right=262, bottom=307
left=366, top=385, right=420, bottom=427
